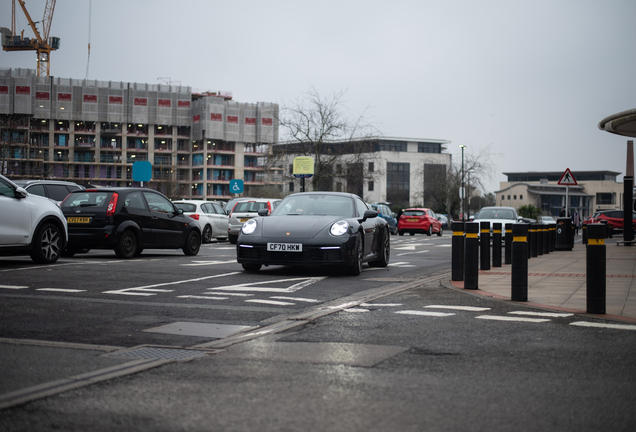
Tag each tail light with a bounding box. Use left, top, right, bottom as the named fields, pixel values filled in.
left=106, top=192, right=118, bottom=217
left=189, top=214, right=200, bottom=220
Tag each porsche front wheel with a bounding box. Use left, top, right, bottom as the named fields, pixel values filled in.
left=348, top=235, right=363, bottom=276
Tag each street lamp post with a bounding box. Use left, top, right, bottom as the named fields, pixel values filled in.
left=460, top=145, right=466, bottom=221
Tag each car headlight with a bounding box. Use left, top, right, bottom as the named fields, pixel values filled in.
left=330, top=220, right=349, bottom=236
left=242, top=219, right=257, bottom=235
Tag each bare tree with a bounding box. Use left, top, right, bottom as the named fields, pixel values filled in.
left=274, top=87, right=382, bottom=195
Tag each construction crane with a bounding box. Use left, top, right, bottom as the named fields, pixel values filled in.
left=1, top=0, right=60, bottom=77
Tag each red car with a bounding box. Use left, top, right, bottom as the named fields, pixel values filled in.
left=398, top=208, right=443, bottom=236
left=584, top=210, right=636, bottom=233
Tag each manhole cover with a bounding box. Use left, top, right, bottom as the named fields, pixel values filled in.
left=108, top=347, right=209, bottom=361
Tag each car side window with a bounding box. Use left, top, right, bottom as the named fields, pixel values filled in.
left=143, top=192, right=174, bottom=213
left=355, top=198, right=368, bottom=217
left=27, top=184, right=46, bottom=197
left=124, top=191, right=147, bottom=210
left=0, top=178, right=16, bottom=197
left=47, top=184, right=73, bottom=201
left=212, top=203, right=224, bottom=214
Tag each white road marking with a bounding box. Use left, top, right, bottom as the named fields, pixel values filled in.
left=476, top=315, right=550, bottom=323
left=395, top=311, right=455, bottom=317
left=208, top=276, right=327, bottom=293
left=425, top=305, right=491, bottom=311
left=0, top=285, right=29, bottom=289
left=181, top=260, right=237, bottom=266
left=36, top=288, right=86, bottom=293
left=103, top=272, right=241, bottom=296
left=270, top=296, right=320, bottom=303
left=177, top=295, right=229, bottom=300
left=360, top=303, right=402, bottom=307
left=344, top=308, right=370, bottom=313
left=388, top=262, right=415, bottom=267
left=396, top=250, right=430, bottom=256
left=204, top=292, right=253, bottom=297
left=570, top=321, right=636, bottom=331
left=509, top=311, right=573, bottom=318
left=244, top=299, right=295, bottom=306
left=436, top=244, right=452, bottom=247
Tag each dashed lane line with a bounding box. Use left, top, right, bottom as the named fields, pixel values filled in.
left=425, top=305, right=491, bottom=312
left=36, top=288, right=86, bottom=293
left=270, top=296, right=321, bottom=303
left=509, top=311, right=574, bottom=318
left=0, top=285, right=28, bottom=289
left=395, top=310, right=456, bottom=317
left=102, top=272, right=241, bottom=296
left=475, top=315, right=550, bottom=323
left=244, top=299, right=296, bottom=306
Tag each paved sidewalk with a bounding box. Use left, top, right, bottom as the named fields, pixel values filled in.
left=448, top=237, right=636, bottom=322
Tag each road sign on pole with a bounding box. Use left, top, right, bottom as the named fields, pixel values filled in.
left=132, top=161, right=152, bottom=187
left=558, top=168, right=577, bottom=186
left=230, top=179, right=244, bottom=194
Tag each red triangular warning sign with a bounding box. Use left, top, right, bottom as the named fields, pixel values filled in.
left=558, top=168, right=577, bottom=185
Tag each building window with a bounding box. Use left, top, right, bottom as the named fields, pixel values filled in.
left=369, top=162, right=374, bottom=172
left=520, top=195, right=523, bottom=200
left=387, top=162, right=410, bottom=207
left=507, top=195, right=510, bottom=200
left=514, top=195, right=517, bottom=200
left=378, top=141, right=407, bottom=152
left=289, top=182, right=294, bottom=192
left=368, top=180, right=374, bottom=191
left=596, top=193, right=615, bottom=205
left=417, top=142, right=442, bottom=153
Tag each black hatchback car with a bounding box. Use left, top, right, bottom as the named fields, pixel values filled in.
left=61, top=187, right=202, bottom=258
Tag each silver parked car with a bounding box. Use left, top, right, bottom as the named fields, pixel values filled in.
left=173, top=200, right=229, bottom=243
left=12, top=179, right=84, bottom=204
left=228, top=198, right=281, bottom=244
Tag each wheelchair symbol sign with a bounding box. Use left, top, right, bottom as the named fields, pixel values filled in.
left=230, top=179, right=244, bottom=194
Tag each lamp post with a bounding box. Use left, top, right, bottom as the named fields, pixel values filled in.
left=460, top=145, right=467, bottom=221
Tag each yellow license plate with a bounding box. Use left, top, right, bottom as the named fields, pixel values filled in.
left=239, top=218, right=250, bottom=223
left=67, top=217, right=91, bottom=224
left=407, top=218, right=418, bottom=222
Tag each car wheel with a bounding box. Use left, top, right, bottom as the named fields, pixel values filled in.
left=369, top=229, right=390, bottom=268
left=228, top=234, right=238, bottom=244
left=398, top=231, right=404, bottom=236
left=183, top=231, right=201, bottom=256
left=202, top=225, right=213, bottom=244
left=242, top=263, right=262, bottom=272
left=30, top=223, right=63, bottom=264
left=348, top=235, right=363, bottom=276
left=437, top=226, right=443, bottom=236
left=135, top=248, right=144, bottom=257
left=114, top=230, right=137, bottom=259
left=427, top=225, right=432, bottom=236
left=410, top=232, right=415, bottom=236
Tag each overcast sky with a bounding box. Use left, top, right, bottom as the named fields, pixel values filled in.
left=2, top=0, right=635, bottom=194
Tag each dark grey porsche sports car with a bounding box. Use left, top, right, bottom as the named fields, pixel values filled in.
left=236, top=192, right=390, bottom=275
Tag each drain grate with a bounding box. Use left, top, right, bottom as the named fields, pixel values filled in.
left=109, top=347, right=210, bottom=361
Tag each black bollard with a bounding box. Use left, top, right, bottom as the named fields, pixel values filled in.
left=451, top=222, right=464, bottom=281
left=480, top=222, right=491, bottom=270
left=464, top=222, right=479, bottom=290
left=504, top=223, right=513, bottom=265
left=536, top=224, right=544, bottom=256
left=530, top=223, right=538, bottom=258
left=492, top=222, right=502, bottom=267
left=511, top=223, right=529, bottom=302
left=582, top=223, right=587, bottom=245
left=542, top=225, right=549, bottom=255
left=586, top=224, right=606, bottom=314
left=549, top=225, right=555, bottom=252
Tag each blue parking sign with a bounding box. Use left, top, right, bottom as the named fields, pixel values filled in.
left=230, top=179, right=244, bottom=194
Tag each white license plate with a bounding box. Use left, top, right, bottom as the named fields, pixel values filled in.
left=267, top=243, right=303, bottom=252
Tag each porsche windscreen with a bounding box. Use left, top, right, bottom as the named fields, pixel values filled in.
left=272, top=195, right=355, bottom=217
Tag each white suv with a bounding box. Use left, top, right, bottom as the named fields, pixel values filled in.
left=0, top=175, right=68, bottom=263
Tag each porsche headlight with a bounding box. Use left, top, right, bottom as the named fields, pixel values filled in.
left=330, top=220, right=349, bottom=236
left=242, top=219, right=257, bottom=235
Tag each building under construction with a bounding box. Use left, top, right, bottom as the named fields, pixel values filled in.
left=0, top=68, right=281, bottom=200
